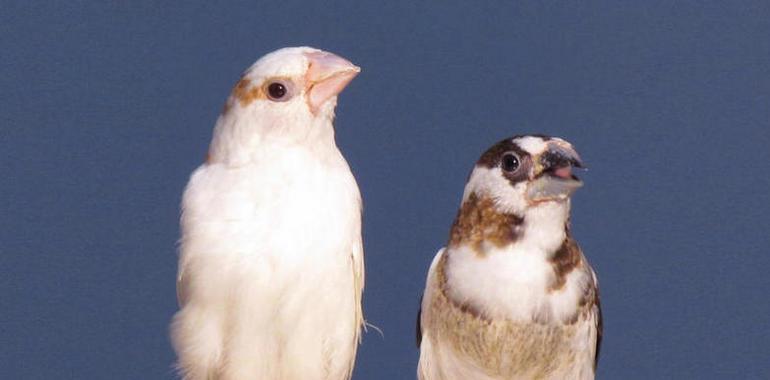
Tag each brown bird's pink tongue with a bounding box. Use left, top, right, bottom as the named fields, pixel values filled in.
left=553, top=166, right=573, bottom=179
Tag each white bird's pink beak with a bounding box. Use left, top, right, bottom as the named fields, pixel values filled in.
left=304, top=51, right=360, bottom=113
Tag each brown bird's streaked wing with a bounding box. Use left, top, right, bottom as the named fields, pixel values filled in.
left=416, top=295, right=423, bottom=347
left=593, top=277, right=603, bottom=370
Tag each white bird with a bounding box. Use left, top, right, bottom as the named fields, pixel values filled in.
left=171, top=47, right=364, bottom=380
left=417, top=135, right=601, bottom=380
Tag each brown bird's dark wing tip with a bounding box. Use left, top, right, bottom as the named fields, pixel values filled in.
left=594, top=287, right=603, bottom=370
left=416, top=295, right=423, bottom=348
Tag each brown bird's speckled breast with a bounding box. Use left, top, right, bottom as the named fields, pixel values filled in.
left=427, top=251, right=599, bottom=379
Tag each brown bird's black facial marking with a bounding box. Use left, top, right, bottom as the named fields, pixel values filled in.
left=476, top=137, right=535, bottom=185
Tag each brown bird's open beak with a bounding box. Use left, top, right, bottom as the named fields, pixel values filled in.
left=526, top=140, right=585, bottom=202
left=304, top=51, right=360, bottom=114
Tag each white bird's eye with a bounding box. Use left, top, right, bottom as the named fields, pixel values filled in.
left=265, top=79, right=294, bottom=102
left=501, top=152, right=520, bottom=172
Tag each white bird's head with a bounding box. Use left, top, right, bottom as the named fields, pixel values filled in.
left=209, top=47, right=360, bottom=164
left=461, top=135, right=584, bottom=217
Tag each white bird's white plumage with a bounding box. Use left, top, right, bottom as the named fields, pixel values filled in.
left=171, top=47, right=364, bottom=380
left=417, top=135, right=601, bottom=380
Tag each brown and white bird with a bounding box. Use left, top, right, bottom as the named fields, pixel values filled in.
left=171, top=47, right=364, bottom=380
left=417, top=135, right=601, bottom=380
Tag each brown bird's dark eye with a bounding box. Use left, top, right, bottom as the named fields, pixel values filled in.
left=501, top=153, right=520, bottom=172
left=267, top=82, right=286, bottom=99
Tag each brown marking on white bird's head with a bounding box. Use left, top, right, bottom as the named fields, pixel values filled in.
left=232, top=77, right=265, bottom=106
left=221, top=77, right=254, bottom=116
left=219, top=47, right=359, bottom=118
left=208, top=47, right=360, bottom=164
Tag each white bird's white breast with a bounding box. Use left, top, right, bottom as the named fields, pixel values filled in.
left=180, top=143, right=361, bottom=302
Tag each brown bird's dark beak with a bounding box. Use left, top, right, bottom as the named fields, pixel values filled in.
left=526, top=140, right=584, bottom=202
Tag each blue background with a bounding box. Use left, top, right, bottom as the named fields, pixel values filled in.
left=2, top=1, right=769, bottom=379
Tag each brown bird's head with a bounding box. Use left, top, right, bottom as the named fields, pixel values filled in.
left=467, top=135, right=584, bottom=213
left=449, top=135, right=584, bottom=250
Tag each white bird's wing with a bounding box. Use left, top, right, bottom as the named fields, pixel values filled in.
left=176, top=265, right=188, bottom=307
left=340, top=231, right=365, bottom=380
left=353, top=235, right=365, bottom=338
